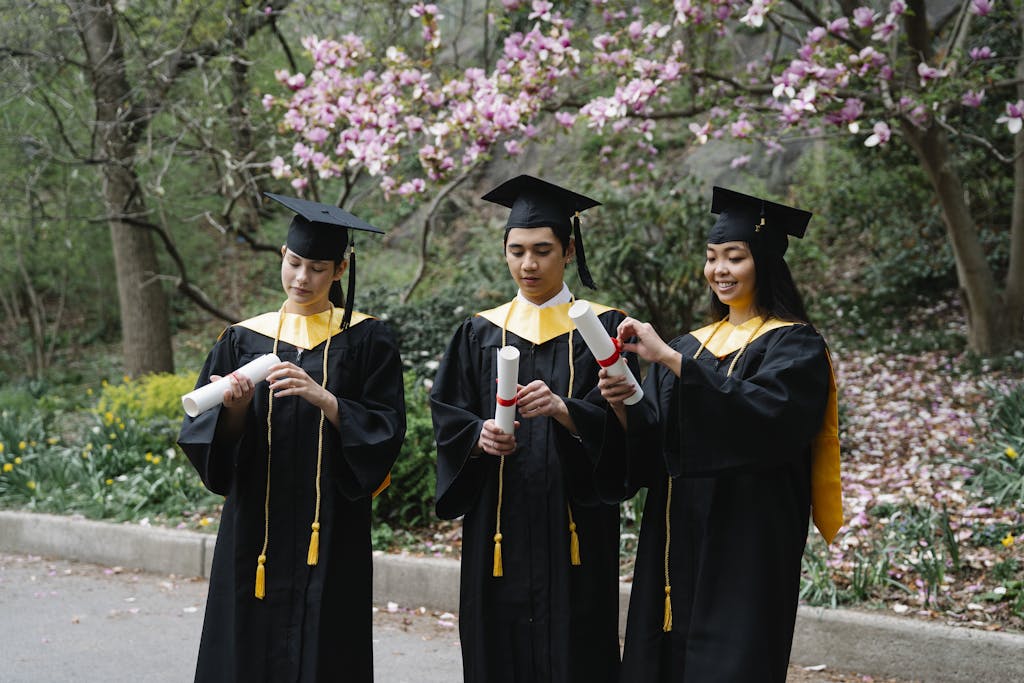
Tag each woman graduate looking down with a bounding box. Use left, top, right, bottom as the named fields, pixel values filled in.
left=597, top=187, right=843, bottom=683
left=178, top=193, right=406, bottom=683
left=430, top=175, right=636, bottom=683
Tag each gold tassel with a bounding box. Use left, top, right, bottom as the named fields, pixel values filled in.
left=255, top=554, right=266, bottom=600
left=569, top=521, right=581, bottom=566
left=307, top=522, right=320, bottom=566
left=492, top=532, right=503, bottom=577
left=663, top=585, right=672, bottom=632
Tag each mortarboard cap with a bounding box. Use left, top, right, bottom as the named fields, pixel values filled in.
left=481, top=175, right=601, bottom=289
left=709, top=187, right=812, bottom=257
left=264, top=192, right=385, bottom=330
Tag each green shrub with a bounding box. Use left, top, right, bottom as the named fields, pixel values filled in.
left=94, top=372, right=199, bottom=422
left=372, top=372, right=437, bottom=529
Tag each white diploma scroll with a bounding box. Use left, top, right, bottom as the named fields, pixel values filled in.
left=568, top=300, right=644, bottom=406
left=181, top=353, right=281, bottom=417
left=494, top=345, right=521, bottom=434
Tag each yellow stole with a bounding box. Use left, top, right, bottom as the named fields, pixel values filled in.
left=689, top=317, right=844, bottom=544
left=477, top=300, right=617, bottom=345
left=235, top=309, right=372, bottom=349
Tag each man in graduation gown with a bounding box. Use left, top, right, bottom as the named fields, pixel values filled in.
left=430, top=176, right=636, bottom=683
left=178, top=193, right=406, bottom=683
left=595, top=187, right=844, bottom=682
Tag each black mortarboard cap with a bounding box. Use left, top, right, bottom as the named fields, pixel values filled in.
left=709, top=187, right=811, bottom=257
left=481, top=175, right=601, bottom=289
left=264, top=192, right=385, bottom=330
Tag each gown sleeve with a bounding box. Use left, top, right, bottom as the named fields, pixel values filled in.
left=592, top=353, right=668, bottom=503
left=665, top=324, right=829, bottom=476
left=562, top=309, right=643, bottom=505
left=330, top=320, right=407, bottom=500
left=177, top=326, right=245, bottom=496
left=430, top=320, right=492, bottom=520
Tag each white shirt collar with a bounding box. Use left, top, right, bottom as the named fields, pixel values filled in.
left=516, top=282, right=572, bottom=309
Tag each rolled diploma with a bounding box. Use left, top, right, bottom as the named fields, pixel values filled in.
left=568, top=300, right=644, bottom=406
left=181, top=353, right=281, bottom=417
left=494, top=345, right=520, bottom=434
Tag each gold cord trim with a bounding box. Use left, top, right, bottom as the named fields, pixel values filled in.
left=307, top=304, right=335, bottom=566
left=256, top=302, right=288, bottom=599
left=492, top=295, right=582, bottom=577
left=661, top=315, right=769, bottom=628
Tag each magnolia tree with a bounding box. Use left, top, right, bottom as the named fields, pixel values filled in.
left=266, top=0, right=1023, bottom=355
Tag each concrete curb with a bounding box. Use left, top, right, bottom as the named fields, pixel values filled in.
left=2, top=510, right=1022, bottom=682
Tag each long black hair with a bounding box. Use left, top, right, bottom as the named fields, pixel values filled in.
left=709, top=246, right=811, bottom=325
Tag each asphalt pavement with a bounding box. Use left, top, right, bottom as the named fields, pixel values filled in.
left=0, top=553, right=461, bottom=683
left=2, top=510, right=1023, bottom=683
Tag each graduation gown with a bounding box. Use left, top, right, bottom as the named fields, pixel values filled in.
left=430, top=298, right=633, bottom=683
left=598, top=320, right=833, bottom=683
left=178, top=310, right=406, bottom=683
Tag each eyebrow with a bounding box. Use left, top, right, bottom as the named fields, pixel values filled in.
left=507, top=240, right=556, bottom=249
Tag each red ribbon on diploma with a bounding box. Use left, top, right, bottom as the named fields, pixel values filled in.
left=496, top=394, right=517, bottom=407
left=596, top=337, right=623, bottom=368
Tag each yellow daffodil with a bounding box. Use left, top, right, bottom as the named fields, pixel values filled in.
left=105, top=478, right=113, bottom=485
left=14, top=457, right=22, bottom=465
left=1006, top=447, right=1019, bottom=460
left=152, top=456, right=162, bottom=465
left=0, top=442, right=5, bottom=453
left=144, top=452, right=154, bottom=462
left=86, top=387, right=93, bottom=396
left=84, top=443, right=93, bottom=451
left=2, top=463, right=12, bottom=472
left=1002, top=533, right=1015, bottom=547
left=103, top=412, right=114, bottom=425
left=26, top=481, right=36, bottom=490
left=199, top=517, right=212, bottom=527
left=101, top=379, right=108, bottom=387
left=81, top=452, right=89, bottom=459
left=46, top=437, right=58, bottom=445
left=18, top=441, right=27, bottom=450
left=109, top=433, right=117, bottom=440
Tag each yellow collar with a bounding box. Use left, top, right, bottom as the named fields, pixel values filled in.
left=477, top=299, right=617, bottom=345
left=235, top=309, right=372, bottom=350
left=690, top=316, right=797, bottom=358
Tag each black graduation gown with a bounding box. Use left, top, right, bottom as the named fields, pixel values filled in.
left=178, top=318, right=406, bottom=683
left=430, top=303, right=632, bottom=683
left=597, top=323, right=829, bottom=683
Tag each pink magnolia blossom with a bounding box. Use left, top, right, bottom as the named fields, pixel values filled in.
left=555, top=111, right=577, bottom=128
left=852, top=6, right=877, bottom=29
left=730, top=155, right=751, bottom=169
left=969, top=0, right=993, bottom=16
left=917, top=62, right=948, bottom=85
left=864, top=121, right=892, bottom=147
left=969, top=46, right=995, bottom=60
left=827, top=17, right=850, bottom=36
left=996, top=100, right=1024, bottom=134
left=961, top=90, right=985, bottom=108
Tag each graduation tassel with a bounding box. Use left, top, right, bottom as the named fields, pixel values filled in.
left=307, top=522, right=320, bottom=566
left=567, top=503, right=581, bottom=566
left=663, top=476, right=673, bottom=632
left=663, top=585, right=673, bottom=632
left=492, top=532, right=504, bottom=577
left=255, top=554, right=267, bottom=600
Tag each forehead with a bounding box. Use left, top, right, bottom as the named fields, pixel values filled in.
left=505, top=226, right=560, bottom=247
left=283, top=247, right=333, bottom=265
left=706, top=241, right=750, bottom=253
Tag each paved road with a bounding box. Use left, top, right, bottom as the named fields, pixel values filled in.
left=0, top=553, right=914, bottom=683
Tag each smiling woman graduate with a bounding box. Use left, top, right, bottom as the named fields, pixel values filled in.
left=596, top=187, right=844, bottom=683
left=177, top=193, right=406, bottom=683
left=429, top=175, right=638, bottom=683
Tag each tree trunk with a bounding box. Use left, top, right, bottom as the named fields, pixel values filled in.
left=1005, top=8, right=1024, bottom=347
left=72, top=1, right=173, bottom=375
left=900, top=121, right=1020, bottom=355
